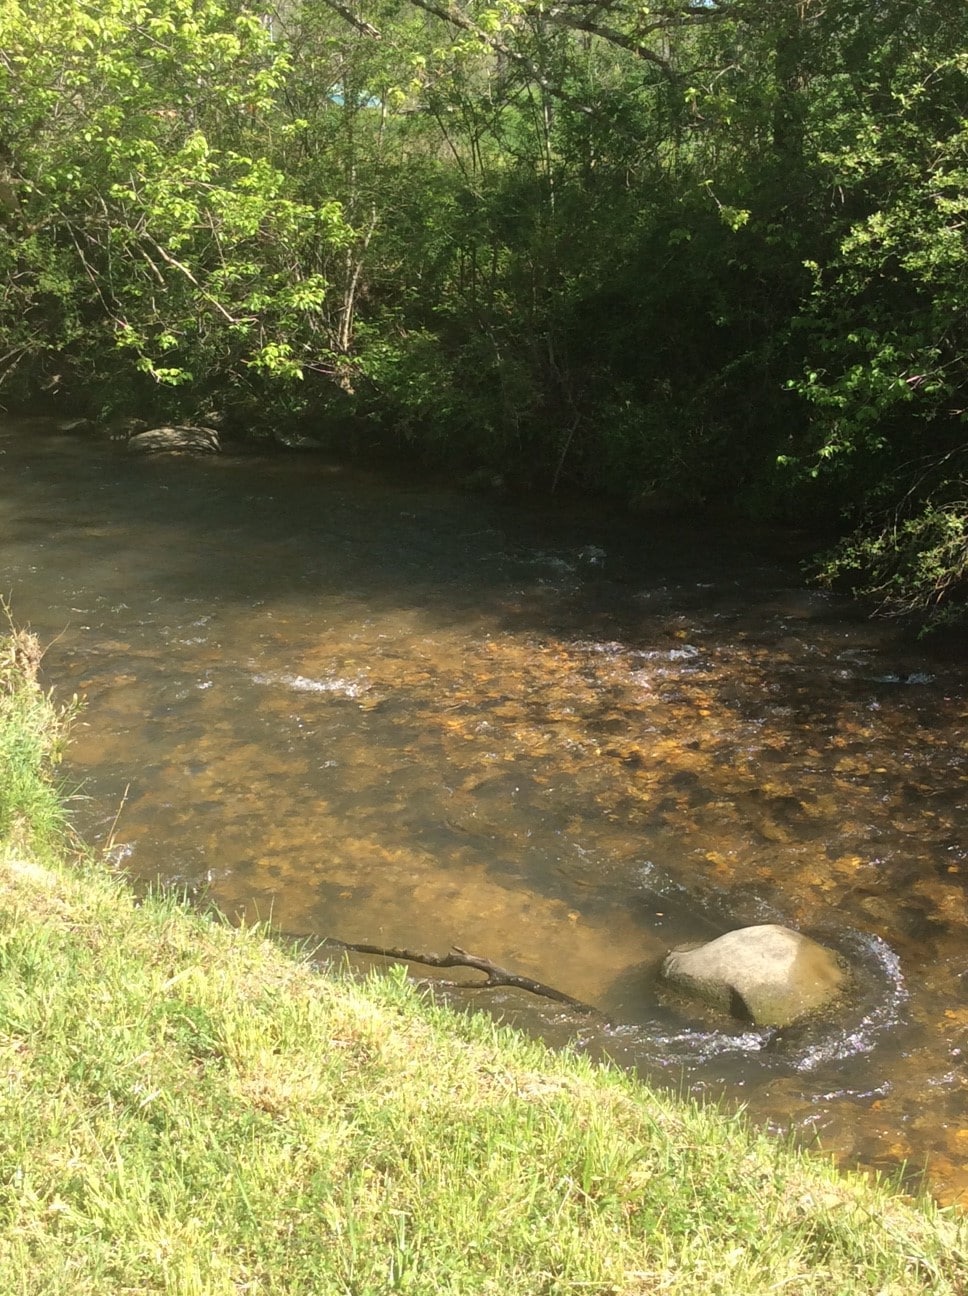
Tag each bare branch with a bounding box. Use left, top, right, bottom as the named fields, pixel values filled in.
left=137, top=245, right=167, bottom=286
left=316, top=0, right=382, bottom=40
left=404, top=0, right=596, bottom=112
left=322, top=938, right=601, bottom=1013
left=543, top=9, right=674, bottom=73
left=142, top=234, right=247, bottom=324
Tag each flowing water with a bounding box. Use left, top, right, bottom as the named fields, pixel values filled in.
left=3, top=416, right=967, bottom=1202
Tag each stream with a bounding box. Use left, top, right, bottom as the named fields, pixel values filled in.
left=3, top=416, right=967, bottom=1204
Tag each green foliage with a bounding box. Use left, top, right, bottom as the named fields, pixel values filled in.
left=1, top=0, right=967, bottom=616
left=787, top=45, right=968, bottom=486
left=817, top=493, right=968, bottom=624
left=0, top=0, right=351, bottom=410
left=0, top=625, right=77, bottom=852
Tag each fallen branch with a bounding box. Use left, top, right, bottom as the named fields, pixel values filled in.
left=320, top=939, right=600, bottom=1014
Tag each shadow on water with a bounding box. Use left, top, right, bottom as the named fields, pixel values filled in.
left=3, top=418, right=968, bottom=1203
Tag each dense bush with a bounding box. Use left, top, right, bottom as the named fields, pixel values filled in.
left=1, top=0, right=965, bottom=620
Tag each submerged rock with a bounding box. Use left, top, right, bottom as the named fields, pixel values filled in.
left=661, top=924, right=847, bottom=1028
left=127, top=425, right=220, bottom=455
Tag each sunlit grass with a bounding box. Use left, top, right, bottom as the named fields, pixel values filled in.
left=0, top=620, right=77, bottom=852
left=0, top=625, right=965, bottom=1294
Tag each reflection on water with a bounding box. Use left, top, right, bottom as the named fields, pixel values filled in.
left=3, top=418, right=967, bottom=1203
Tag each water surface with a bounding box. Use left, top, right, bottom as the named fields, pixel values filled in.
left=3, top=418, right=967, bottom=1202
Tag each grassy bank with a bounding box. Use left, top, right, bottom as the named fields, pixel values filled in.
left=1, top=632, right=966, bottom=1294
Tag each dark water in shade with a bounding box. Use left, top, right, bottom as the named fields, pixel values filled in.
left=3, top=417, right=967, bottom=1202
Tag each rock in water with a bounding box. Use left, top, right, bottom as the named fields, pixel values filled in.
left=660, top=924, right=846, bottom=1028
left=127, top=425, right=220, bottom=454
left=104, top=414, right=148, bottom=441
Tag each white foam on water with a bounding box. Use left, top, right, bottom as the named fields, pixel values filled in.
left=253, top=670, right=368, bottom=700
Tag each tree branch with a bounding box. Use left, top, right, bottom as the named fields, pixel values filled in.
left=142, top=234, right=250, bottom=325
left=404, top=0, right=596, bottom=112
left=543, top=10, right=675, bottom=74
left=321, top=938, right=601, bottom=1013
left=317, top=0, right=382, bottom=40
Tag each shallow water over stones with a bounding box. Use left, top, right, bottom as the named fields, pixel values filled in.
left=2, top=417, right=967, bottom=1202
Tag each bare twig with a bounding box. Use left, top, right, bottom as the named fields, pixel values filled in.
left=104, top=783, right=131, bottom=861
left=318, top=0, right=382, bottom=39
left=141, top=234, right=246, bottom=324
left=551, top=412, right=582, bottom=494
left=321, top=938, right=600, bottom=1013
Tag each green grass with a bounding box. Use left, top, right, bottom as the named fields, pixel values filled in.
left=0, top=628, right=965, bottom=1294
left=0, top=622, right=76, bottom=852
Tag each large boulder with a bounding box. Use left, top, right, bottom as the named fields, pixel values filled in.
left=127, top=425, right=220, bottom=454
left=660, top=924, right=847, bottom=1028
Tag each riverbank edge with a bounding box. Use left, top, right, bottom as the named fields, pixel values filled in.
left=1, top=632, right=966, bottom=1294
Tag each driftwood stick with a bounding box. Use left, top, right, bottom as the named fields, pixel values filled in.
left=320, top=938, right=599, bottom=1014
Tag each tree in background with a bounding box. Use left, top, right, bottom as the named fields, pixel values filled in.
left=0, top=0, right=351, bottom=418
left=0, top=0, right=965, bottom=620
left=783, top=3, right=967, bottom=617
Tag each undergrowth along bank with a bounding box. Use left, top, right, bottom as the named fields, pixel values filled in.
left=0, top=620, right=76, bottom=853
left=0, top=627, right=966, bottom=1295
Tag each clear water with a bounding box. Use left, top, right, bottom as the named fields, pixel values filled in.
left=3, top=417, right=967, bottom=1202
